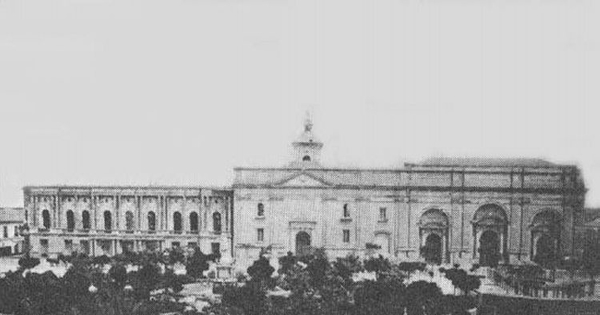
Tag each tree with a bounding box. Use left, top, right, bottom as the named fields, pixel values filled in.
left=18, top=256, right=40, bottom=270
left=363, top=255, right=391, bottom=279
left=278, top=252, right=298, bottom=275
left=406, top=281, right=443, bottom=315
left=165, top=247, right=186, bottom=266
left=305, top=248, right=330, bottom=289
left=441, top=266, right=481, bottom=296
left=109, top=264, right=128, bottom=289
left=355, top=276, right=406, bottom=314
left=420, top=242, right=441, bottom=265
left=185, top=247, right=209, bottom=279
left=332, top=254, right=363, bottom=284
left=220, top=282, right=267, bottom=315
left=582, top=239, right=600, bottom=292
left=247, top=255, right=275, bottom=285
left=92, top=255, right=112, bottom=266
left=398, top=261, right=427, bottom=277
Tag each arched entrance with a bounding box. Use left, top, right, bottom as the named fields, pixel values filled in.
left=295, top=231, right=311, bottom=256
left=530, top=210, right=560, bottom=266
left=473, top=204, right=508, bottom=266
left=418, top=208, right=448, bottom=264
left=534, top=234, right=555, bottom=265
left=479, top=230, right=500, bottom=267
left=423, top=234, right=443, bottom=265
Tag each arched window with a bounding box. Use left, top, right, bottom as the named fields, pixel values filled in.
left=104, top=211, right=112, bottom=232
left=213, top=212, right=222, bottom=234
left=173, top=212, right=182, bottom=233
left=147, top=211, right=156, bottom=232
left=343, top=204, right=350, bottom=218
left=82, top=211, right=90, bottom=230
left=66, top=210, right=75, bottom=231
left=42, top=210, right=51, bottom=229
left=303, top=155, right=311, bottom=162
left=125, top=211, right=135, bottom=232
left=190, top=212, right=199, bottom=232
left=257, top=203, right=265, bottom=217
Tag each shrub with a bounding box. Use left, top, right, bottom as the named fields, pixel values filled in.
left=247, top=255, right=275, bottom=284
left=278, top=252, right=297, bottom=275
left=18, top=256, right=40, bottom=270
left=186, top=247, right=209, bottom=278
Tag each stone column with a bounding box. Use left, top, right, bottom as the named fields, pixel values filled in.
left=137, top=195, right=141, bottom=230
left=115, top=194, right=120, bottom=230
left=92, top=195, right=98, bottom=230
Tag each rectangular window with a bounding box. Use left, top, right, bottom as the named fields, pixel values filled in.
left=257, top=228, right=264, bottom=242
left=3, top=226, right=7, bottom=238
left=172, top=242, right=180, bottom=248
left=40, top=239, right=49, bottom=254
left=379, top=207, right=387, bottom=221
left=257, top=203, right=265, bottom=217
left=343, top=229, right=350, bottom=243
left=211, top=242, right=220, bottom=255
left=14, top=226, right=18, bottom=237
left=64, top=240, right=73, bottom=251
left=343, top=204, right=350, bottom=218
left=80, top=240, right=90, bottom=254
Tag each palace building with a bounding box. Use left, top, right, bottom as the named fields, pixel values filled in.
left=232, top=117, right=586, bottom=267
left=23, top=186, right=233, bottom=258
left=19, top=116, right=588, bottom=269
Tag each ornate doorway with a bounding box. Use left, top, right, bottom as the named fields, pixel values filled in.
left=530, top=210, right=560, bottom=266
left=479, top=230, right=500, bottom=267
left=473, top=204, right=508, bottom=265
left=295, top=231, right=311, bottom=256
left=423, top=234, right=443, bottom=265
left=419, top=208, right=449, bottom=264
left=534, top=234, right=556, bottom=265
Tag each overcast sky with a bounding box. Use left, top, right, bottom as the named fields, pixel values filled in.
left=0, top=0, right=599, bottom=207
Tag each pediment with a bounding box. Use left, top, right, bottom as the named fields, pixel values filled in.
left=274, top=172, right=332, bottom=187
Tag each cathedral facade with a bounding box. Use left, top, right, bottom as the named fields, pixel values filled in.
left=233, top=118, right=586, bottom=267
left=23, top=186, right=233, bottom=258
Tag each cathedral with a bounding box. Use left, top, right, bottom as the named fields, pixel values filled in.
left=22, top=116, right=587, bottom=269
left=232, top=117, right=586, bottom=267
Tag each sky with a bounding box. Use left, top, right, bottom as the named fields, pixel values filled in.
left=0, top=0, right=599, bottom=207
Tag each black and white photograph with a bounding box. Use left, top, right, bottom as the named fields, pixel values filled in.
left=1, top=0, right=600, bottom=314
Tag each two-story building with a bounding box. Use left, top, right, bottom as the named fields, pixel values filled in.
left=0, top=207, right=25, bottom=256
left=232, top=118, right=586, bottom=268
left=23, top=186, right=233, bottom=258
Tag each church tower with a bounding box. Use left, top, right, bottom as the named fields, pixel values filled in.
left=290, top=113, right=323, bottom=168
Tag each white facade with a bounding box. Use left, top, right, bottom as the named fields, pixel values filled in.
left=0, top=208, right=24, bottom=256
left=23, top=187, right=233, bottom=258
left=232, top=119, right=586, bottom=268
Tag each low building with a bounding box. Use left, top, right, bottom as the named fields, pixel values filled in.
left=23, top=186, right=233, bottom=258
left=0, top=207, right=25, bottom=256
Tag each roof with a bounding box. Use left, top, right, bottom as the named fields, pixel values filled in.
left=415, top=157, right=557, bottom=168
left=0, top=207, right=24, bottom=223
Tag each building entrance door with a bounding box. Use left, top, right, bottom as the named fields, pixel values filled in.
left=295, top=231, right=311, bottom=256
left=423, top=234, right=442, bottom=265
left=534, top=234, right=556, bottom=265
left=479, top=230, right=500, bottom=267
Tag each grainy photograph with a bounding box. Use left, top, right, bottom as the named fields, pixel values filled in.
left=1, top=0, right=599, bottom=314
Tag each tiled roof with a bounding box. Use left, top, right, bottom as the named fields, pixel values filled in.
left=417, top=157, right=556, bottom=168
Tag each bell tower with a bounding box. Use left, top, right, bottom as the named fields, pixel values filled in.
left=290, top=112, right=323, bottom=168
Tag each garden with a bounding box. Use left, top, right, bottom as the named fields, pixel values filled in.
left=0, top=248, right=483, bottom=315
